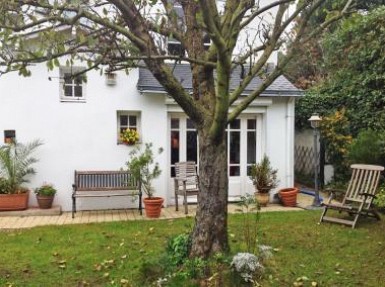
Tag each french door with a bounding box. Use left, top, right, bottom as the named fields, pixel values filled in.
left=169, top=114, right=262, bottom=199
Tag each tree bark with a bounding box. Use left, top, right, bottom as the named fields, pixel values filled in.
left=190, top=130, right=229, bottom=258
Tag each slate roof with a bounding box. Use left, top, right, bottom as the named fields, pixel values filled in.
left=137, top=63, right=302, bottom=96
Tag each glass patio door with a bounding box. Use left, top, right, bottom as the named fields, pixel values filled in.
left=227, top=117, right=260, bottom=199
left=169, top=114, right=261, bottom=200
left=170, top=114, right=198, bottom=178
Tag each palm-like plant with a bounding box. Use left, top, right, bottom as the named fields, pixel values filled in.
left=0, top=140, right=42, bottom=194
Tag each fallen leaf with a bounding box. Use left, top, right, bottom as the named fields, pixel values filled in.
left=296, top=276, right=309, bottom=282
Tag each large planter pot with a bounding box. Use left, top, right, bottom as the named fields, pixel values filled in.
left=143, top=197, right=164, bottom=218
left=0, top=191, right=30, bottom=211
left=36, top=195, right=55, bottom=209
left=279, top=187, right=299, bottom=207
left=255, top=192, right=270, bottom=207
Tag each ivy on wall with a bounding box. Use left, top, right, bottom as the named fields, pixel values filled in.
left=296, top=7, right=385, bottom=135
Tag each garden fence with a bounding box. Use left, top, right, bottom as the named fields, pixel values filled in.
left=295, top=145, right=317, bottom=176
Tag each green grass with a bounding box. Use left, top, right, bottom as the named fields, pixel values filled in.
left=0, top=211, right=384, bottom=286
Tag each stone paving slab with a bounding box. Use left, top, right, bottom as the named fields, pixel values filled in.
left=0, top=193, right=318, bottom=230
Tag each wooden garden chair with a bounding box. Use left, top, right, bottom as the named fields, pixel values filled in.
left=320, top=164, right=384, bottom=228
left=174, top=161, right=199, bottom=214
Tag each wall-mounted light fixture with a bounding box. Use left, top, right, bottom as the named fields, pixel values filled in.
left=105, top=72, right=117, bottom=86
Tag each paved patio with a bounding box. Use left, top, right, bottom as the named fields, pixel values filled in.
left=0, top=193, right=317, bottom=230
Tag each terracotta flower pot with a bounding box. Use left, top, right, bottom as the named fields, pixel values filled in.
left=143, top=197, right=164, bottom=218
left=0, top=191, right=30, bottom=211
left=36, top=195, right=55, bottom=209
left=279, top=187, right=299, bottom=207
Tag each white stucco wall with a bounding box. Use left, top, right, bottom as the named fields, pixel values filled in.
left=0, top=65, right=169, bottom=211
left=0, top=64, right=297, bottom=210
left=265, top=97, right=295, bottom=200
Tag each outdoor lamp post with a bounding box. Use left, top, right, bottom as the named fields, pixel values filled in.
left=308, top=113, right=322, bottom=207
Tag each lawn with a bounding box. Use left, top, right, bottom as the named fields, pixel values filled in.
left=0, top=210, right=384, bottom=286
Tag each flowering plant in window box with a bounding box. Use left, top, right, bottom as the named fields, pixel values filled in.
left=120, top=128, right=140, bottom=145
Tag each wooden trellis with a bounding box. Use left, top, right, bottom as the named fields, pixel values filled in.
left=294, top=145, right=317, bottom=176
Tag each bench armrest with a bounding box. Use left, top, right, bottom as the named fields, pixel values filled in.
left=325, top=188, right=346, bottom=203
left=359, top=193, right=377, bottom=203
left=174, top=177, right=187, bottom=182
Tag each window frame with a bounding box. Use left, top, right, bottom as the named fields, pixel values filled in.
left=59, top=66, right=86, bottom=102
left=117, top=111, right=141, bottom=145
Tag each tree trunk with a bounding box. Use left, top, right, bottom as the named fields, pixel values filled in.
left=190, top=132, right=229, bottom=258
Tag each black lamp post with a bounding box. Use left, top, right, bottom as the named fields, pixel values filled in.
left=308, top=113, right=322, bottom=207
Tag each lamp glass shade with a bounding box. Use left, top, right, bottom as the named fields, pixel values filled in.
left=308, top=113, right=321, bottom=129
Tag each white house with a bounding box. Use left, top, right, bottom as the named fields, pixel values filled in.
left=0, top=61, right=301, bottom=211
left=0, top=0, right=303, bottom=211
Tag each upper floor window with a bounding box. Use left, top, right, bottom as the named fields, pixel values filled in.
left=60, top=66, right=86, bottom=102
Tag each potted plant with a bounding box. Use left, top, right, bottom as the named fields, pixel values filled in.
left=120, top=128, right=140, bottom=145
left=0, top=140, right=42, bottom=211
left=249, top=155, right=278, bottom=206
left=126, top=143, right=164, bottom=218
left=34, top=183, right=57, bottom=209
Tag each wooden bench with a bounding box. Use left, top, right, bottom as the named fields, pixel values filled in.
left=72, top=170, right=142, bottom=218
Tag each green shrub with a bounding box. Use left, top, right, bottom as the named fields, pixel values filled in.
left=374, top=186, right=385, bottom=208
left=34, top=184, right=57, bottom=196
left=166, top=233, right=191, bottom=266
left=347, top=130, right=385, bottom=166
left=319, top=109, right=352, bottom=181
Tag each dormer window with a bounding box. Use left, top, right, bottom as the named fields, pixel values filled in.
left=168, top=38, right=185, bottom=56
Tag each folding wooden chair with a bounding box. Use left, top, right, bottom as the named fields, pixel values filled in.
left=320, top=164, right=384, bottom=228
left=174, top=161, right=199, bottom=214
